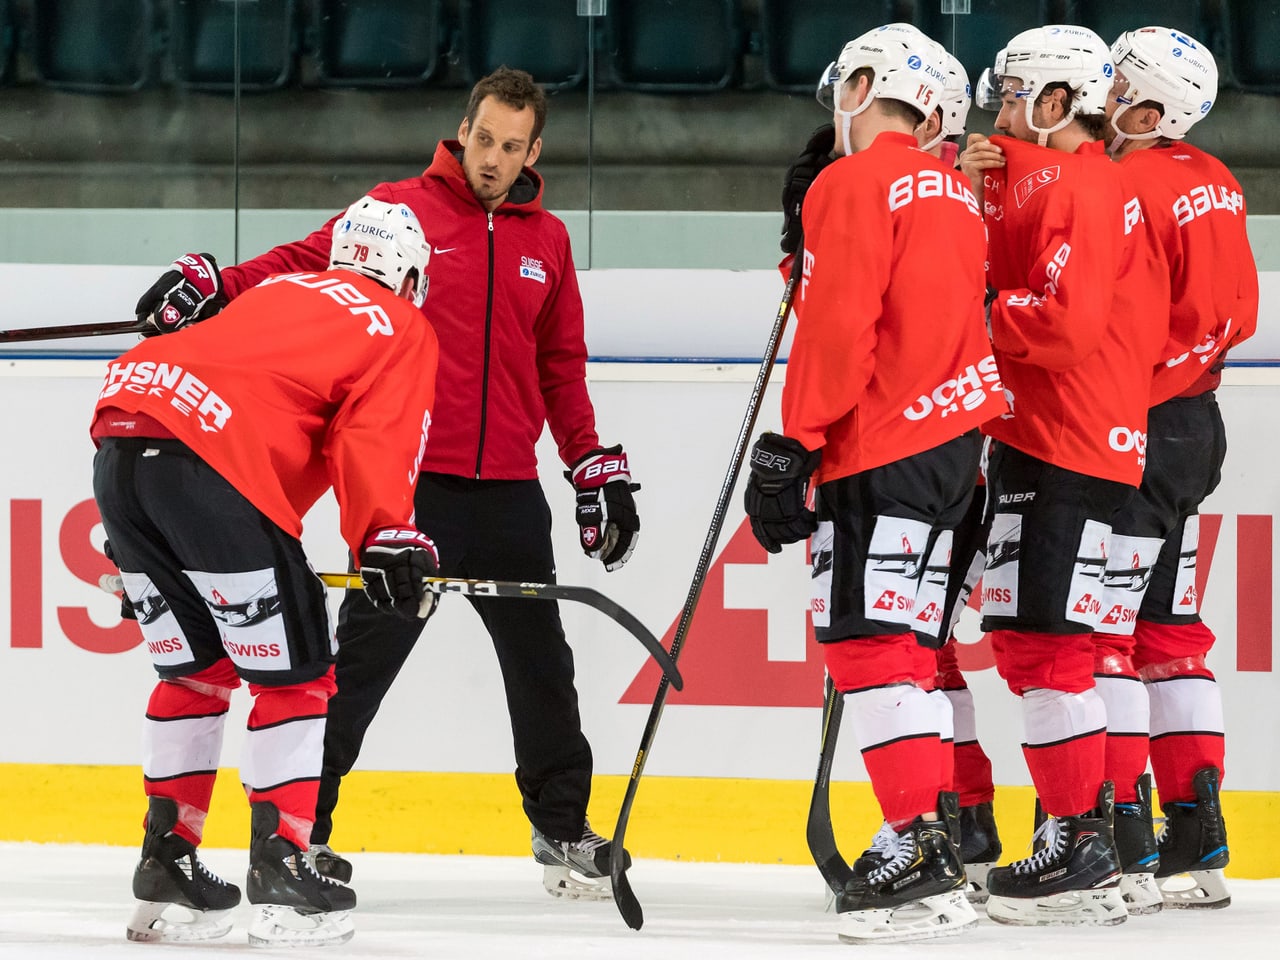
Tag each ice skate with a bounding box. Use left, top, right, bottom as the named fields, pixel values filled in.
left=126, top=796, right=241, bottom=943
left=958, top=800, right=1002, bottom=904
left=986, top=782, right=1128, bottom=926
left=245, top=802, right=356, bottom=947
left=1155, top=766, right=1231, bottom=909
left=306, top=842, right=354, bottom=884
left=532, top=819, right=630, bottom=901
left=835, top=813, right=977, bottom=944
left=1114, top=773, right=1162, bottom=915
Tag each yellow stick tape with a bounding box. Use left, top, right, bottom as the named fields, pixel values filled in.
left=3, top=764, right=1275, bottom=878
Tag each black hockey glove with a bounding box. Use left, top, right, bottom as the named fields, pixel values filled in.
left=359, top=526, right=440, bottom=620
left=136, top=253, right=228, bottom=337
left=567, top=444, right=640, bottom=572
left=780, top=124, right=836, bottom=256
left=744, top=432, right=822, bottom=553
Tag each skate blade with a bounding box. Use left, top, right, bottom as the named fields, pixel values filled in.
left=822, top=884, right=838, bottom=914
left=837, top=890, right=978, bottom=944
left=126, top=900, right=234, bottom=942
left=1119, top=872, right=1164, bottom=915
left=247, top=904, right=354, bottom=947
left=1158, top=869, right=1231, bottom=909
left=986, top=885, right=1129, bottom=926
left=964, top=861, right=996, bottom=905
left=541, top=864, right=614, bottom=902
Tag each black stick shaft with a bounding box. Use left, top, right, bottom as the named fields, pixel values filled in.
left=609, top=254, right=805, bottom=931
left=0, top=318, right=150, bottom=343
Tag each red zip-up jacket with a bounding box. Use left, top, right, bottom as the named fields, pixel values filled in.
left=983, top=136, right=1169, bottom=487
left=222, top=141, right=599, bottom=479
left=92, top=271, right=438, bottom=560
left=784, top=131, right=1004, bottom=486
left=1117, top=143, right=1259, bottom=405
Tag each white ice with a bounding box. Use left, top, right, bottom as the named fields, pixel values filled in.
left=0, top=843, right=1274, bottom=959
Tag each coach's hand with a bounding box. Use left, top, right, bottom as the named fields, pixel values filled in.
left=744, top=432, right=822, bottom=553
left=568, top=444, right=640, bottom=572
left=359, top=526, right=440, bottom=620
left=136, top=253, right=228, bottom=336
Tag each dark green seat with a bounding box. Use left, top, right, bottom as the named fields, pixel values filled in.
left=460, top=0, right=588, bottom=92
left=169, top=0, right=298, bottom=92
left=919, top=1, right=1057, bottom=91
left=607, top=0, right=742, bottom=93
left=759, top=0, right=898, bottom=94
left=1226, top=0, right=1280, bottom=91
left=32, top=0, right=156, bottom=93
left=313, top=0, right=443, bottom=88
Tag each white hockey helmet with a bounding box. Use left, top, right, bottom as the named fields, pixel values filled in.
left=919, top=43, right=971, bottom=150
left=330, top=197, right=431, bottom=308
left=975, top=25, right=1113, bottom=144
left=1109, top=27, right=1218, bottom=141
left=817, top=23, right=949, bottom=154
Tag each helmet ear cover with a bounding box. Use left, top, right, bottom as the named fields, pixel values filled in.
left=330, top=197, right=432, bottom=308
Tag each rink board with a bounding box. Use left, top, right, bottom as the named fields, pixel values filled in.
left=0, top=359, right=1277, bottom=877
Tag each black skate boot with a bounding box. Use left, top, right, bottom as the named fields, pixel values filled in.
left=836, top=794, right=962, bottom=912
left=245, top=802, right=356, bottom=946
left=306, top=843, right=354, bottom=884
left=986, top=782, right=1127, bottom=926
left=532, top=819, right=630, bottom=901
left=835, top=810, right=977, bottom=944
left=1114, top=773, right=1162, bottom=915
left=1155, top=766, right=1230, bottom=909
left=958, top=800, right=1002, bottom=904
left=126, top=796, right=241, bottom=942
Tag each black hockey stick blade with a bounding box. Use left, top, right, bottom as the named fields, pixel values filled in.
left=609, top=252, right=806, bottom=931
left=0, top=317, right=151, bottom=343
left=317, top=572, right=681, bottom=691
left=807, top=674, right=854, bottom=894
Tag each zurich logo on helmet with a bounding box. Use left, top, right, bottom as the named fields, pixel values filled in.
left=907, top=54, right=922, bottom=69
left=1173, top=47, right=1183, bottom=57
left=1200, top=100, right=1212, bottom=113
left=1103, top=62, right=1114, bottom=77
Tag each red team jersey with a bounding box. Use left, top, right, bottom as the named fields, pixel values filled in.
left=91, top=271, right=439, bottom=559
left=982, top=136, right=1169, bottom=487
left=1118, top=142, right=1259, bottom=404
left=783, top=131, right=1003, bottom=486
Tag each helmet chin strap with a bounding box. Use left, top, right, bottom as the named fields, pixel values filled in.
left=1024, top=95, right=1076, bottom=147
left=834, top=77, right=874, bottom=156
left=1106, top=102, right=1162, bottom=156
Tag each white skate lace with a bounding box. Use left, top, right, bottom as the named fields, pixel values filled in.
left=1011, top=817, right=1069, bottom=875
left=179, top=853, right=229, bottom=887
left=572, top=820, right=609, bottom=854
left=866, top=828, right=916, bottom=884
left=866, top=822, right=896, bottom=859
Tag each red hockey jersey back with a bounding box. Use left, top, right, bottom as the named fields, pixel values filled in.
left=92, top=271, right=438, bottom=558
left=783, top=131, right=1003, bottom=486
left=1119, top=142, right=1259, bottom=404
left=983, top=136, right=1169, bottom=487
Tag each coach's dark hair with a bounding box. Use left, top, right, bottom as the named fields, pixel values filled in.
left=465, top=67, right=548, bottom=146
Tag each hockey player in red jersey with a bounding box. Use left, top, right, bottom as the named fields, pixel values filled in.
left=93, top=197, right=438, bottom=946
left=959, top=24, right=1170, bottom=926
left=1092, top=27, right=1259, bottom=913
left=747, top=22, right=1003, bottom=944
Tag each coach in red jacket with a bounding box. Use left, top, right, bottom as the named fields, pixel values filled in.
left=133, top=68, right=639, bottom=901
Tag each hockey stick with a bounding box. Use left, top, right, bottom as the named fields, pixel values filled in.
left=98, top=570, right=681, bottom=690
left=808, top=673, right=854, bottom=895
left=608, top=252, right=805, bottom=931
left=316, top=573, right=681, bottom=690
left=0, top=318, right=150, bottom=343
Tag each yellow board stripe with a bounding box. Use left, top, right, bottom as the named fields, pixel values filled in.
left=3, top=764, right=1275, bottom=878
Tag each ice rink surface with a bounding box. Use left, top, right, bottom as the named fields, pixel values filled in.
left=0, top=842, right=1273, bottom=959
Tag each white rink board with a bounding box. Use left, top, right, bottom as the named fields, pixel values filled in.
left=0, top=362, right=1276, bottom=793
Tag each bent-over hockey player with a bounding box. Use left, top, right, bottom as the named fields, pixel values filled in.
left=1092, top=26, right=1258, bottom=912
left=959, top=24, right=1170, bottom=926
left=745, top=22, right=1003, bottom=944
left=93, top=197, right=439, bottom=946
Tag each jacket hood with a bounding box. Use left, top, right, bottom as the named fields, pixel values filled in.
left=425, top=140, right=544, bottom=213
